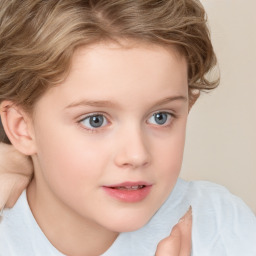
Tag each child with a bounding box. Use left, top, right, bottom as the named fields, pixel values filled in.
left=0, top=0, right=255, bottom=255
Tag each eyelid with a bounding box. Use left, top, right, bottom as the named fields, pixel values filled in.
left=147, top=110, right=176, bottom=119
left=78, top=112, right=110, bottom=132
left=146, top=111, right=175, bottom=126
left=76, top=110, right=176, bottom=133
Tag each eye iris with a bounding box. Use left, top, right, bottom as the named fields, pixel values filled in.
left=89, top=115, right=104, bottom=128
left=154, top=113, right=167, bottom=125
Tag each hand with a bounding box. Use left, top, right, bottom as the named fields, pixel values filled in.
left=0, top=143, right=33, bottom=210
left=155, top=207, right=192, bottom=256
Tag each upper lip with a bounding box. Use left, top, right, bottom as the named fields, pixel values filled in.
left=103, top=181, right=152, bottom=188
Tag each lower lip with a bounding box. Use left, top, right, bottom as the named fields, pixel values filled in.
left=102, top=186, right=152, bottom=203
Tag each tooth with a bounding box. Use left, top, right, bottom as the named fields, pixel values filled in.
left=114, top=185, right=145, bottom=190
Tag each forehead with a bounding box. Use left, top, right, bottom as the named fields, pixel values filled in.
left=69, top=41, right=187, bottom=90
left=73, top=41, right=186, bottom=71
left=35, top=41, right=188, bottom=112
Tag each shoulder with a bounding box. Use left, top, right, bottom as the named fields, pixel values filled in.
left=184, top=180, right=256, bottom=256
left=187, top=179, right=247, bottom=207
left=104, top=179, right=256, bottom=256
left=0, top=190, right=64, bottom=256
left=186, top=180, right=255, bottom=223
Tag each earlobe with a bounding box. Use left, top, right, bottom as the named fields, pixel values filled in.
left=0, top=101, right=36, bottom=156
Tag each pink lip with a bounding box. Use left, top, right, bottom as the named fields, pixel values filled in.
left=102, top=181, right=152, bottom=203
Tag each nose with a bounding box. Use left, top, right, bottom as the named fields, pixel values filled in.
left=113, top=126, right=151, bottom=169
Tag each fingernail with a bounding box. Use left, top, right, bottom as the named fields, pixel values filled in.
left=179, top=206, right=192, bottom=223
left=0, top=206, right=3, bottom=216
left=0, top=205, right=4, bottom=223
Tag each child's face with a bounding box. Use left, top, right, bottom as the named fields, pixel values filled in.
left=29, top=42, right=189, bottom=232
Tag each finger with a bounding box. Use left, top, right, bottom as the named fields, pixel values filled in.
left=0, top=143, right=33, bottom=176
left=0, top=173, right=31, bottom=209
left=155, top=225, right=181, bottom=256
left=0, top=174, right=15, bottom=209
left=5, top=174, right=31, bottom=208
left=176, top=206, right=192, bottom=256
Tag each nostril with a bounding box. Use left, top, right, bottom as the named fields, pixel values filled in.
left=115, top=157, right=150, bottom=169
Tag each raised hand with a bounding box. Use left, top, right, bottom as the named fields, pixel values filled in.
left=155, top=207, right=192, bottom=256
left=0, top=143, right=33, bottom=210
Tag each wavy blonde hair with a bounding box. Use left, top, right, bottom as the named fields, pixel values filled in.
left=0, top=0, right=218, bottom=142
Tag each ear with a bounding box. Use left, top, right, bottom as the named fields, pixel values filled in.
left=0, top=101, right=36, bottom=156
left=188, top=89, right=200, bottom=112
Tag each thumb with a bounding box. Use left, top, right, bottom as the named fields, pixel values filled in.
left=155, top=207, right=192, bottom=256
left=0, top=173, right=31, bottom=209
left=155, top=225, right=181, bottom=256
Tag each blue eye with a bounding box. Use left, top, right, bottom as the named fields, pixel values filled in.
left=148, top=112, right=172, bottom=126
left=80, top=114, right=108, bottom=129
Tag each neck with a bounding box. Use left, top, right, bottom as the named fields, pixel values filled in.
left=27, top=179, right=119, bottom=256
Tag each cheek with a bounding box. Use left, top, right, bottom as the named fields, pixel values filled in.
left=39, top=141, right=97, bottom=176
left=33, top=125, right=107, bottom=196
left=154, top=121, right=186, bottom=186
left=156, top=142, right=183, bottom=186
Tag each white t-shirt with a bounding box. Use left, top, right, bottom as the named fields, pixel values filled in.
left=0, top=179, right=256, bottom=256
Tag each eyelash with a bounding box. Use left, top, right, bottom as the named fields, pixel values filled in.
left=78, top=111, right=175, bottom=133
left=78, top=113, right=110, bottom=133
left=146, top=112, right=174, bottom=128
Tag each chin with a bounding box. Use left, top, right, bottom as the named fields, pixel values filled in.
left=104, top=210, right=155, bottom=233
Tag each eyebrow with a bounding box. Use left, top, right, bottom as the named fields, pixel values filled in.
left=153, top=95, right=187, bottom=107
left=65, top=95, right=187, bottom=109
left=65, top=100, right=117, bottom=109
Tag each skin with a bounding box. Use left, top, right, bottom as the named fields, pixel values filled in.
left=156, top=207, right=192, bottom=256
left=0, top=143, right=32, bottom=209
left=1, top=42, right=196, bottom=255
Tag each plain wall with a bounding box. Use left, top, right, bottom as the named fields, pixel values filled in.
left=180, top=0, right=256, bottom=213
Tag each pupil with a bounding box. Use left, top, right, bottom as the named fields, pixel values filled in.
left=155, top=113, right=167, bottom=125
left=89, top=115, right=104, bottom=128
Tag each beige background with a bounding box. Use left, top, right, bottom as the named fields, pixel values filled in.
left=180, top=0, right=256, bottom=213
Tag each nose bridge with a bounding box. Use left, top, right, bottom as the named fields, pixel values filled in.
left=114, top=122, right=150, bottom=168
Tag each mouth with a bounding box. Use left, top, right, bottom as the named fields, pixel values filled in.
left=102, top=182, right=152, bottom=202
left=109, top=185, right=146, bottom=190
